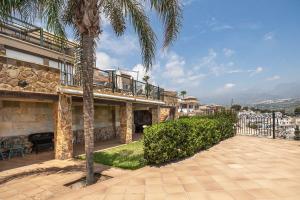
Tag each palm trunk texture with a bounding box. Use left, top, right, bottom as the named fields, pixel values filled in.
left=81, top=33, right=95, bottom=185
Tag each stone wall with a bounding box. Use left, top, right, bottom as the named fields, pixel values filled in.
left=72, top=104, right=120, bottom=130
left=163, top=90, right=178, bottom=107
left=120, top=102, right=133, bottom=144
left=0, top=56, right=60, bottom=94
left=151, top=106, right=161, bottom=125
left=54, top=94, right=73, bottom=159
left=0, top=101, right=54, bottom=137
left=73, top=126, right=121, bottom=144
left=72, top=104, right=120, bottom=144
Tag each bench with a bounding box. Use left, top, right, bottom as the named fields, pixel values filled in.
left=28, top=132, right=54, bottom=154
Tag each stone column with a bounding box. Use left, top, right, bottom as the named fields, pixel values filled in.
left=54, top=94, right=73, bottom=159
left=119, top=102, right=133, bottom=144
left=0, top=44, right=6, bottom=56
left=151, top=105, right=161, bottom=124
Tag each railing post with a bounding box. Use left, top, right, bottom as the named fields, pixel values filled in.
left=40, top=28, right=44, bottom=46
left=272, top=111, right=275, bottom=139
left=157, top=86, right=160, bottom=100
left=111, top=72, right=115, bottom=92
left=146, top=83, right=149, bottom=99
left=131, top=79, right=135, bottom=96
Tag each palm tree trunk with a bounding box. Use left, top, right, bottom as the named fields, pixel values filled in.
left=81, top=33, right=95, bottom=185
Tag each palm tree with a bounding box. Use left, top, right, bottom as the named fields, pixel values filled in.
left=180, top=90, right=187, bottom=99
left=1, top=0, right=182, bottom=185
left=143, top=75, right=150, bottom=83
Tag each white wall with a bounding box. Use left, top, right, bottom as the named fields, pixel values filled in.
left=6, top=49, right=44, bottom=65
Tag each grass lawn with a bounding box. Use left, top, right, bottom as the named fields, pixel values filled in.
left=79, top=140, right=146, bottom=170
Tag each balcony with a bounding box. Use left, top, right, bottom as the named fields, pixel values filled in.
left=60, top=67, right=165, bottom=101
left=0, top=16, right=77, bottom=56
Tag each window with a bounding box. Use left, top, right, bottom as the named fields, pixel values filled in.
left=59, top=61, right=74, bottom=86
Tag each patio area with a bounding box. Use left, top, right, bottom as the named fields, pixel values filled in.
left=52, top=136, right=300, bottom=200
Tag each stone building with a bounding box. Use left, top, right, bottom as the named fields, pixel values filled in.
left=0, top=16, right=178, bottom=160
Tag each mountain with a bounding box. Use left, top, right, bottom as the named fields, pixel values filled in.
left=201, top=82, right=300, bottom=106
left=253, top=98, right=300, bottom=113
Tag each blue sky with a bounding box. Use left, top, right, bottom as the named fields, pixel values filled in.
left=73, top=0, right=300, bottom=105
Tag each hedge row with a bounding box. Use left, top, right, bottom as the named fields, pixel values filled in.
left=144, top=112, right=236, bottom=164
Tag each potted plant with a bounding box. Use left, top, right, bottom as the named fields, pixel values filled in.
left=294, top=125, right=300, bottom=140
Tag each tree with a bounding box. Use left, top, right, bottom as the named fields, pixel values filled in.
left=180, top=90, right=187, bottom=99
left=242, top=106, right=249, bottom=111
left=1, top=0, right=182, bottom=185
left=143, top=75, right=150, bottom=83
left=294, top=107, right=300, bottom=116
left=231, top=104, right=242, bottom=111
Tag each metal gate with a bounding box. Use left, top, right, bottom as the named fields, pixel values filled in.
left=236, top=112, right=294, bottom=139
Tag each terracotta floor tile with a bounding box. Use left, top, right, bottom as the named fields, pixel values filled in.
left=145, top=185, right=165, bottom=193
left=163, top=184, right=185, bottom=194
left=187, top=192, right=210, bottom=200
left=103, top=194, right=124, bottom=200
left=165, top=193, right=189, bottom=200
left=145, top=194, right=166, bottom=200
left=207, top=191, right=235, bottom=200
left=227, top=190, right=256, bottom=200
left=183, top=183, right=205, bottom=192
left=2, top=136, right=300, bottom=200
left=247, top=188, right=280, bottom=199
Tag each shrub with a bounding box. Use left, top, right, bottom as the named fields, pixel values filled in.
left=144, top=112, right=235, bottom=164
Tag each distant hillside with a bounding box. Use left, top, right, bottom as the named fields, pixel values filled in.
left=253, top=98, right=300, bottom=113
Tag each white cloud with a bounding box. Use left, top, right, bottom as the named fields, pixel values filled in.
left=264, top=32, right=275, bottom=41
left=248, top=67, right=263, bottom=76
left=212, top=24, right=233, bottom=31
left=224, top=83, right=235, bottom=89
left=96, top=51, right=119, bottom=69
left=223, top=48, right=235, bottom=57
left=180, top=0, right=196, bottom=6
left=266, top=75, right=280, bottom=81
left=227, top=69, right=243, bottom=74
left=98, top=31, right=138, bottom=55
left=163, top=52, right=185, bottom=79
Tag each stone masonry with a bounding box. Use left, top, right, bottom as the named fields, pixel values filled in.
left=119, top=102, right=133, bottom=144
left=151, top=105, right=161, bottom=124
left=54, top=94, right=73, bottom=159
left=0, top=56, right=60, bottom=94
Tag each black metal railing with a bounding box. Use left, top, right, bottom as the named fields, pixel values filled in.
left=237, top=111, right=295, bottom=139
left=61, top=68, right=164, bottom=101
left=0, top=16, right=77, bottom=55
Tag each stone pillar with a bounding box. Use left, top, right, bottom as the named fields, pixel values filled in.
left=151, top=105, right=161, bottom=125
left=54, top=94, right=73, bottom=159
left=0, top=44, right=6, bottom=56
left=112, top=106, right=117, bottom=137
left=119, top=102, right=133, bottom=144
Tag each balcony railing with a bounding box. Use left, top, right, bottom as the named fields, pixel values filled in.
left=61, top=67, right=164, bottom=101
left=0, top=16, right=77, bottom=55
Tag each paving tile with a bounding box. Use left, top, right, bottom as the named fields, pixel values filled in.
left=2, top=136, right=300, bottom=200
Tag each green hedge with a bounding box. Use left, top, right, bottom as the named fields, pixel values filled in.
left=144, top=113, right=236, bottom=164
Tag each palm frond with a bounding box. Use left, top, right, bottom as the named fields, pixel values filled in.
left=101, top=0, right=126, bottom=36
left=148, top=0, right=182, bottom=47
left=118, top=0, right=156, bottom=70
left=41, top=0, right=65, bottom=37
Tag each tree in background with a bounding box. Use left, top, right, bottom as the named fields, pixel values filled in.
left=231, top=104, right=242, bottom=111
left=180, top=90, right=187, bottom=99
left=294, top=107, right=300, bottom=116
left=242, top=106, right=249, bottom=111
left=1, top=0, right=182, bottom=185
left=143, top=75, right=150, bottom=83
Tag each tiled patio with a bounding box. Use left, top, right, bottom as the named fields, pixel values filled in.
left=52, top=136, right=300, bottom=200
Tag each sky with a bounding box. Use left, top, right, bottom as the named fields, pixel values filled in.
left=70, top=0, right=300, bottom=105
